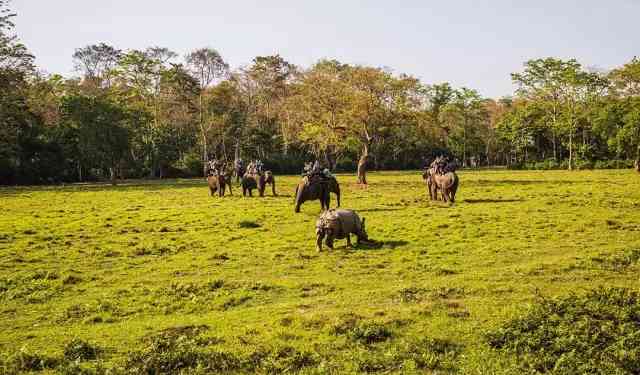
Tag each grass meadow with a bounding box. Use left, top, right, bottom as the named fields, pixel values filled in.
left=0, top=170, right=639, bottom=374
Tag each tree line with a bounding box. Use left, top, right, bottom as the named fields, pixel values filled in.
left=1, top=1, right=639, bottom=184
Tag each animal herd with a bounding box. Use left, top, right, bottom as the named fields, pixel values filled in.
left=205, top=156, right=459, bottom=250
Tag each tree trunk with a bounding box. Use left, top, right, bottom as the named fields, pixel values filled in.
left=324, top=150, right=335, bottom=171
left=568, top=132, right=573, bottom=171
left=110, top=166, right=117, bottom=186
left=552, top=132, right=557, bottom=161
left=200, top=93, right=208, bottom=177
left=357, top=142, right=370, bottom=185
left=77, top=161, right=83, bottom=182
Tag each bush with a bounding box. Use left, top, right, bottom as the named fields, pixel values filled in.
left=574, top=159, right=593, bottom=170
left=123, top=326, right=320, bottom=373
left=63, top=338, right=100, bottom=361
left=486, top=287, right=640, bottom=374
left=0, top=349, right=60, bottom=372
left=182, top=152, right=204, bottom=177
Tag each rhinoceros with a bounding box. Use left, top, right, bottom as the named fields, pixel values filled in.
left=315, top=209, right=368, bottom=251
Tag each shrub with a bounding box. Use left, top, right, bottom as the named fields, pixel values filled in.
left=486, top=287, right=640, bottom=374
left=1, top=349, right=60, bottom=372
left=590, top=248, right=640, bottom=272
left=349, top=322, right=393, bottom=344
left=63, top=338, right=100, bottom=361
left=123, top=326, right=319, bottom=374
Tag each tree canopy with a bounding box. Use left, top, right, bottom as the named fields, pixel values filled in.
left=1, top=1, right=639, bottom=184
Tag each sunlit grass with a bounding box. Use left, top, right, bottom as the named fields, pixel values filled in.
left=0, top=170, right=639, bottom=373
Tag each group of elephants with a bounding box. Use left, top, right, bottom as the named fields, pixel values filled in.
left=206, top=156, right=459, bottom=251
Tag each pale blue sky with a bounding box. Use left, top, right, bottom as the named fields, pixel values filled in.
left=12, top=0, right=640, bottom=98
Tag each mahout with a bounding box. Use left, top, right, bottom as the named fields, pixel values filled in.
left=233, top=157, right=246, bottom=184
left=294, top=161, right=340, bottom=213
left=315, top=209, right=368, bottom=251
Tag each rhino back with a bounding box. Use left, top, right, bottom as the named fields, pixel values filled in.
left=334, top=209, right=361, bottom=237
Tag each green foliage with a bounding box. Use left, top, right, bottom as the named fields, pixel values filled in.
left=486, top=287, right=640, bottom=374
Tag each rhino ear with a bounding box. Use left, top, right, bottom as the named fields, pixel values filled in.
left=361, top=217, right=366, bottom=229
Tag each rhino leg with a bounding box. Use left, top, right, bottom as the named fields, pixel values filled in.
left=346, top=234, right=352, bottom=248
left=325, top=236, right=334, bottom=250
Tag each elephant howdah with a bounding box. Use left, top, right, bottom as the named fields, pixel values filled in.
left=315, top=209, right=368, bottom=251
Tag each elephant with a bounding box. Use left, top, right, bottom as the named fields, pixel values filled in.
left=241, top=173, right=258, bottom=197
left=207, top=172, right=232, bottom=197
left=294, top=176, right=340, bottom=213
left=258, top=171, right=277, bottom=197
left=422, top=168, right=438, bottom=200
left=431, top=170, right=459, bottom=203
left=315, top=209, right=368, bottom=251
left=242, top=170, right=276, bottom=197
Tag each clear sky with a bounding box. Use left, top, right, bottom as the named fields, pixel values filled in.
left=12, top=0, right=640, bottom=98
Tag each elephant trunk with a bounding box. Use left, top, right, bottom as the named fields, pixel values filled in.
left=294, top=184, right=304, bottom=213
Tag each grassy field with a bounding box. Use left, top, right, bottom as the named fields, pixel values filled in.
left=1, top=170, right=639, bottom=374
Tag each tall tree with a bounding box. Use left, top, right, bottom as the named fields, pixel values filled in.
left=72, top=43, right=122, bottom=88
left=443, top=88, right=489, bottom=166
left=425, top=83, right=455, bottom=146
left=609, top=58, right=640, bottom=171
left=185, top=47, right=228, bottom=174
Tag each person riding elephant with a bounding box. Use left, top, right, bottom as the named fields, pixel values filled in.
left=294, top=161, right=340, bottom=213
left=241, top=160, right=276, bottom=197
left=234, top=158, right=245, bottom=183
left=207, top=159, right=221, bottom=176
left=424, top=155, right=459, bottom=203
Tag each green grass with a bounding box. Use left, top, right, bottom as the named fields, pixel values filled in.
left=0, top=170, right=639, bottom=373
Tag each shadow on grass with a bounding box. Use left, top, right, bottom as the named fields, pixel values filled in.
left=358, top=207, right=403, bottom=213
left=463, top=198, right=524, bottom=204
left=355, top=240, right=409, bottom=250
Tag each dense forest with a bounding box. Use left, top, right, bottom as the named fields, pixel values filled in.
left=1, top=1, right=639, bottom=184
